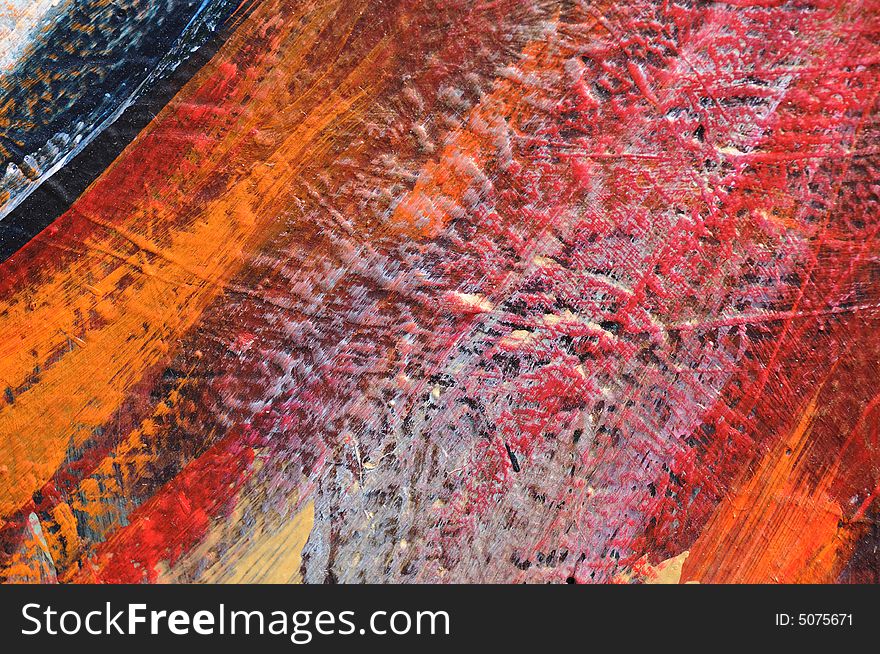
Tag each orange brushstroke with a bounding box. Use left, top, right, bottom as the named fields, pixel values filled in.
left=0, top=0, right=394, bottom=518
left=681, top=392, right=860, bottom=583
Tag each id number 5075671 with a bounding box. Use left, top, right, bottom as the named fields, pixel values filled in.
left=775, top=613, right=853, bottom=627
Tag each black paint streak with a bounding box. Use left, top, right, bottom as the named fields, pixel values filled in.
left=0, top=4, right=250, bottom=263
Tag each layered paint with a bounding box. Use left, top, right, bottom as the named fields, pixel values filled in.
left=0, top=0, right=243, bottom=236
left=0, top=0, right=65, bottom=72
left=0, top=0, right=878, bottom=584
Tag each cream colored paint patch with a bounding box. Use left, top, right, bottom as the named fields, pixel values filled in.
left=195, top=501, right=316, bottom=584
left=645, top=551, right=691, bottom=584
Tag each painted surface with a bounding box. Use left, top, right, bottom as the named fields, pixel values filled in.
left=0, top=0, right=878, bottom=584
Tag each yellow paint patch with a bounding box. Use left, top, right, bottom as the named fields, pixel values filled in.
left=645, top=551, right=691, bottom=584
left=201, top=501, right=315, bottom=584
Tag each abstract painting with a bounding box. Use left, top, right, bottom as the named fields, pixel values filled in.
left=0, top=0, right=878, bottom=584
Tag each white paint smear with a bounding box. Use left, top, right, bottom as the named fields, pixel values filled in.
left=0, top=0, right=66, bottom=71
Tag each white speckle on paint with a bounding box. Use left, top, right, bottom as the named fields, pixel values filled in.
left=0, top=0, right=66, bottom=71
